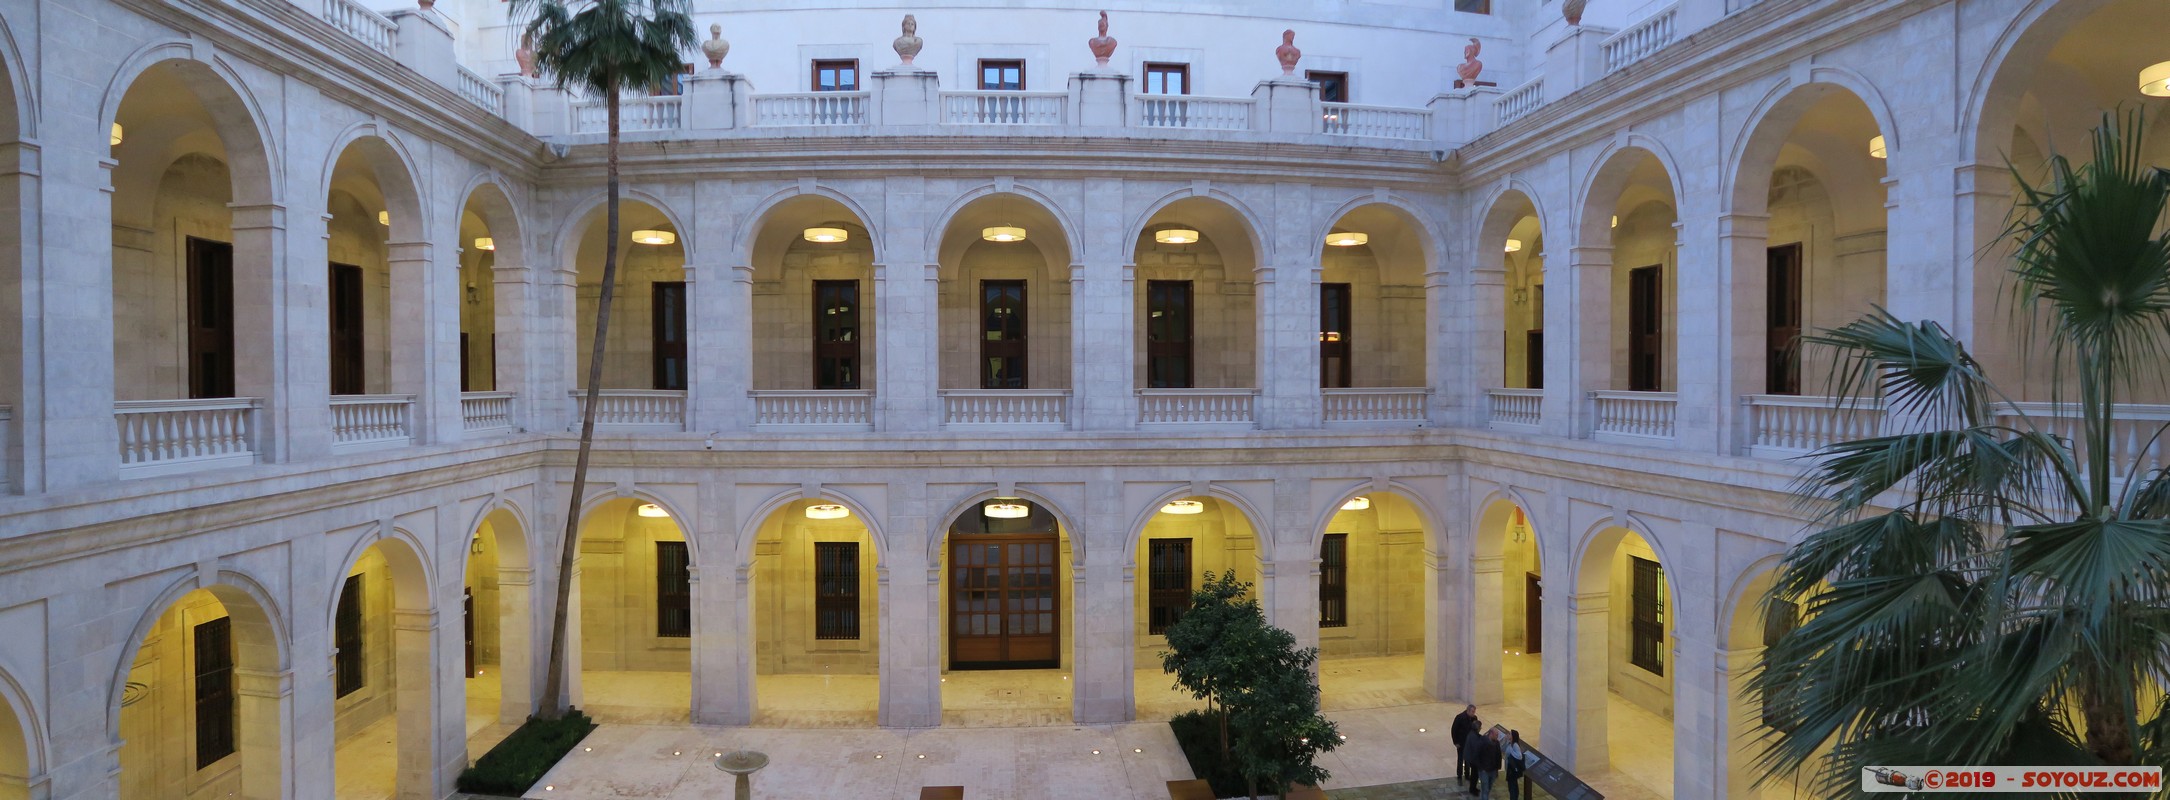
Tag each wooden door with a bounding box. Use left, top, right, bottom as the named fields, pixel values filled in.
left=813, top=280, right=861, bottom=389
left=463, top=588, right=476, bottom=677
left=950, top=534, right=1059, bottom=669
left=1145, top=280, right=1193, bottom=388
left=1765, top=244, right=1803, bottom=395
left=1319, top=283, right=1351, bottom=388
left=186, top=238, right=235, bottom=399
left=1627, top=265, right=1663, bottom=392
left=652, top=281, right=688, bottom=390
left=980, top=280, right=1027, bottom=389
left=328, top=262, right=365, bottom=395
left=1525, top=572, right=1543, bottom=655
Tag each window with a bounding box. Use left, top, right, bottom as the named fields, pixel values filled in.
left=1144, top=62, right=1190, bottom=95
left=814, top=280, right=861, bottom=390
left=193, top=617, right=236, bottom=769
left=1761, top=598, right=1801, bottom=730
left=1320, top=283, right=1351, bottom=388
left=652, top=281, right=687, bottom=391
left=1147, top=538, right=1192, bottom=635
left=815, top=541, right=861, bottom=640
left=1307, top=70, right=1349, bottom=103
left=1630, top=556, right=1666, bottom=675
left=1765, top=244, right=1803, bottom=395
left=1319, top=533, right=1349, bottom=627
left=814, top=59, right=859, bottom=92
left=978, top=59, right=1024, bottom=90
left=328, top=262, right=365, bottom=395
left=1455, top=0, right=1492, bottom=13
left=981, top=280, right=1027, bottom=389
left=187, top=238, right=236, bottom=399
left=1146, top=280, right=1194, bottom=389
left=334, top=573, right=364, bottom=697
left=656, top=540, right=690, bottom=638
left=653, top=63, right=694, bottom=96
left=1627, top=265, right=1663, bottom=392
left=1526, top=285, right=1545, bottom=390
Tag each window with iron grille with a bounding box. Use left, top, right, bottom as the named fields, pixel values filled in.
left=657, top=541, right=691, bottom=638
left=1319, top=533, right=1348, bottom=627
left=334, top=573, right=365, bottom=697
left=815, top=542, right=861, bottom=640
left=1630, top=556, right=1666, bottom=675
left=1147, top=538, right=1192, bottom=635
left=194, top=617, right=236, bottom=769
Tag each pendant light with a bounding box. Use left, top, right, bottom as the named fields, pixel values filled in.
left=1154, top=228, right=1200, bottom=245
left=474, top=237, right=496, bottom=251
left=637, top=503, right=670, bottom=518
left=1324, top=231, right=1369, bottom=247
left=1867, top=135, right=1887, bottom=159
left=1341, top=496, right=1371, bottom=511
left=2140, top=62, right=2170, bottom=97
left=983, top=498, right=1030, bottom=518
left=1161, top=499, right=1204, bottom=515
left=805, top=503, right=850, bottom=520
left=804, top=226, right=849, bottom=243
left=1504, top=238, right=1523, bottom=253
left=631, top=229, right=676, bottom=245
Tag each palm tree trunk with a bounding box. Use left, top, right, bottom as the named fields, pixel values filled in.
left=2081, top=666, right=2136, bottom=766
left=538, top=87, right=624, bottom=720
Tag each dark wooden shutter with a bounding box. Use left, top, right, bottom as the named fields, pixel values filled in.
left=1320, top=283, right=1352, bottom=388
left=1630, top=556, right=1665, bottom=675
left=186, top=238, right=236, bottom=399
left=193, top=617, right=236, bottom=768
left=980, top=280, right=1027, bottom=389
left=1147, top=538, right=1192, bottom=635
left=652, top=281, right=688, bottom=391
left=1765, top=244, right=1803, bottom=395
left=1146, top=280, right=1194, bottom=389
left=335, top=573, right=365, bottom=697
left=1627, top=265, right=1663, bottom=392
left=813, top=280, right=861, bottom=390
left=1526, top=285, right=1545, bottom=389
left=656, top=541, right=691, bottom=638
left=1319, top=533, right=1349, bottom=627
left=328, top=263, right=366, bottom=395
left=814, top=542, right=861, bottom=640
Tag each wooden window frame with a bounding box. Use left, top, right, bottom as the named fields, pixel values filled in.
left=813, top=279, right=862, bottom=390
left=1306, top=70, right=1350, bottom=103
left=1147, top=538, right=1192, bottom=635
left=652, top=281, right=688, bottom=391
left=652, top=63, right=695, bottom=96
left=1144, top=62, right=1190, bottom=95
left=656, top=540, right=691, bottom=638
left=1454, top=0, right=1493, bottom=14
left=1145, top=280, right=1194, bottom=389
left=1319, top=533, right=1349, bottom=628
left=978, top=59, right=1025, bottom=91
left=815, top=541, right=861, bottom=640
left=980, top=280, right=1028, bottom=389
left=1627, top=265, right=1664, bottom=392
left=1630, top=555, right=1666, bottom=675
left=813, top=58, right=860, bottom=92
left=334, top=574, right=365, bottom=697
left=1320, top=282, right=1352, bottom=388
left=193, top=616, right=237, bottom=769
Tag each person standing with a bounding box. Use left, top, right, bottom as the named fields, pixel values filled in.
left=1475, top=729, right=1505, bottom=799
left=1462, top=723, right=1488, bottom=795
left=1451, top=705, right=1478, bottom=786
left=1503, top=729, right=1533, bottom=800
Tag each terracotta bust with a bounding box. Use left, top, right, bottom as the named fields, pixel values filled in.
left=701, top=23, right=731, bottom=69
left=1088, top=11, right=1117, bottom=67
left=894, top=14, right=923, bottom=66
left=1276, top=29, right=1300, bottom=76
left=516, top=32, right=536, bottom=78
left=1455, top=38, right=1483, bottom=83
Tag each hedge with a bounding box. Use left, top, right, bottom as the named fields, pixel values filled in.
left=455, top=709, right=598, bottom=797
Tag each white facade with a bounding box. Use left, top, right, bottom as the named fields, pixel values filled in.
left=0, top=0, right=2163, bottom=798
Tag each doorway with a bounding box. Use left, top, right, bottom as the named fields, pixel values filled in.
left=949, top=534, right=1058, bottom=669
left=1525, top=573, right=1543, bottom=655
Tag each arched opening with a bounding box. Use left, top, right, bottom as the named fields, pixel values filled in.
left=749, top=498, right=882, bottom=725
left=574, top=497, right=693, bottom=723
left=0, top=45, right=24, bottom=491
left=461, top=507, right=533, bottom=753
left=1479, top=190, right=1548, bottom=427
left=1132, top=197, right=1260, bottom=420
left=1967, top=0, right=2170, bottom=402
left=1474, top=497, right=1545, bottom=741
left=328, top=536, right=436, bottom=800
left=0, top=679, right=36, bottom=800
left=939, top=498, right=1074, bottom=725
left=116, top=584, right=283, bottom=799
left=1313, top=491, right=1433, bottom=709
left=457, top=185, right=522, bottom=398
left=1577, top=150, right=1679, bottom=439
left=1720, top=564, right=1816, bottom=800
left=747, top=195, right=879, bottom=421
left=1316, top=205, right=1430, bottom=424
left=934, top=192, right=1073, bottom=423
left=1133, top=494, right=1261, bottom=720
left=107, top=59, right=276, bottom=473
left=569, top=201, right=687, bottom=405
left=1569, top=524, right=1675, bottom=795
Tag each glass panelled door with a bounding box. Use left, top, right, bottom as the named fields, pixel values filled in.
left=949, top=534, right=1059, bottom=669
left=980, top=280, right=1027, bottom=388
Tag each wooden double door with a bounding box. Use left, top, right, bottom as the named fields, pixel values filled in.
left=949, top=533, right=1060, bottom=669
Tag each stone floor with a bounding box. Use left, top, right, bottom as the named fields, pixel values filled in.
left=331, top=675, right=518, bottom=799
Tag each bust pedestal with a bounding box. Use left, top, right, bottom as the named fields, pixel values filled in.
left=870, top=67, right=939, bottom=126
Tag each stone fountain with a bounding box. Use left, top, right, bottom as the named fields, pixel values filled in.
left=714, top=750, right=770, bottom=800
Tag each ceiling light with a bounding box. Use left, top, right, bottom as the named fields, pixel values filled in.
left=110, top=123, right=124, bottom=146
left=474, top=237, right=495, bottom=251
left=637, top=503, right=669, bottom=518
left=806, top=503, right=850, bottom=520
left=1504, top=238, right=1522, bottom=253
left=983, top=499, right=1030, bottom=518
left=1154, top=228, right=1199, bottom=245
left=2141, top=62, right=2170, bottom=97
left=981, top=226, right=1027, bottom=243
left=1610, top=215, right=1618, bottom=228
left=1161, top=499, right=1204, bottom=515
left=378, top=210, right=390, bottom=226
left=1341, top=496, right=1371, bottom=511
left=804, top=227, right=848, bottom=243
left=1325, top=231, right=1369, bottom=247
left=1868, top=135, right=1887, bottom=159
left=631, top=229, right=675, bottom=245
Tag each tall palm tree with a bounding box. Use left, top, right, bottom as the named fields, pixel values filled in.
left=1752, top=111, right=2170, bottom=796
left=505, top=0, right=696, bottom=720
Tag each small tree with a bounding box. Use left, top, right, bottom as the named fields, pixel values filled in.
left=1162, top=571, right=1340, bottom=799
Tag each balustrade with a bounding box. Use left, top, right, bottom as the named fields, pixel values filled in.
left=940, top=390, right=1069, bottom=428
left=322, top=0, right=396, bottom=56
left=1496, top=79, right=1545, bottom=125
left=942, top=91, right=1066, bottom=125
left=1137, top=389, right=1257, bottom=426
left=330, top=395, right=416, bottom=452
left=752, top=390, right=873, bottom=428
left=0, top=405, right=9, bottom=489
left=570, top=389, right=687, bottom=431
left=1741, top=395, right=1884, bottom=458
left=1135, top=96, right=1254, bottom=131
left=461, top=391, right=516, bottom=435
left=116, top=398, right=261, bottom=478
left=459, top=66, right=504, bottom=116
left=573, top=96, right=683, bottom=133
left=753, top=92, right=869, bottom=126
left=1996, top=402, right=2170, bottom=487
left=1602, top=5, right=1680, bottom=73
left=1486, top=388, right=1544, bottom=429
left=1591, top=390, right=1677, bottom=441
left=1319, top=103, right=1430, bottom=140
left=1321, top=388, right=1429, bottom=424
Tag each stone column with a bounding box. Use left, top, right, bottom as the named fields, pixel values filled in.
left=871, top=261, right=939, bottom=431
left=27, top=142, right=117, bottom=489
left=495, top=566, right=537, bottom=723
left=1715, top=214, right=1770, bottom=453
left=237, top=202, right=307, bottom=462
left=882, top=557, right=941, bottom=727
left=535, top=265, right=579, bottom=433
left=489, top=256, right=538, bottom=433
left=233, top=668, right=296, bottom=800
left=388, top=240, right=457, bottom=444
left=1257, top=264, right=1321, bottom=429
left=1072, top=557, right=1131, bottom=723
left=685, top=261, right=753, bottom=434
left=1550, top=247, right=1611, bottom=438
left=1255, top=558, right=1321, bottom=654
left=1424, top=546, right=1462, bottom=702
left=1468, top=555, right=1505, bottom=705
left=1458, top=266, right=1507, bottom=427
left=1072, top=175, right=1134, bottom=431
left=1544, top=590, right=1609, bottom=773
left=1717, top=647, right=1762, bottom=800
left=693, top=479, right=750, bottom=724
left=391, top=608, right=450, bottom=798
left=1673, top=216, right=1723, bottom=453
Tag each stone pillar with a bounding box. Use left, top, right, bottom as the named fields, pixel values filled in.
left=1550, top=247, right=1611, bottom=438
left=869, top=261, right=938, bottom=431
left=1552, top=590, right=1609, bottom=774
left=489, top=257, right=538, bottom=433
left=390, top=608, right=450, bottom=798
left=1250, top=78, right=1319, bottom=135
left=1425, top=87, right=1500, bottom=147
left=1069, top=259, right=1132, bottom=430
left=1255, top=558, right=1321, bottom=654
left=684, top=72, right=754, bottom=131
left=233, top=668, right=296, bottom=800
left=495, top=566, right=537, bottom=723
left=388, top=9, right=458, bottom=90
left=389, top=240, right=458, bottom=444
left=236, top=202, right=307, bottom=462
left=869, top=68, right=940, bottom=127
left=685, top=263, right=753, bottom=433
left=499, top=76, right=568, bottom=138
left=1456, top=266, right=1506, bottom=427
left=1715, top=214, right=1770, bottom=453
left=1717, top=647, right=1762, bottom=800
left=1468, top=555, right=1505, bottom=705
left=1069, top=72, right=1131, bottom=128
left=1673, top=216, right=1723, bottom=452
left=535, top=265, right=578, bottom=433
left=563, top=555, right=586, bottom=708
left=1422, top=543, right=1461, bottom=702
left=1887, top=164, right=2009, bottom=372
left=882, top=557, right=941, bottom=727
left=27, top=143, right=115, bottom=489
left=1542, top=26, right=1614, bottom=99
left=1256, top=263, right=1321, bottom=429
left=1073, top=557, right=1131, bottom=723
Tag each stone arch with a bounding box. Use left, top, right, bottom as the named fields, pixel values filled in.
left=106, top=567, right=290, bottom=740
left=319, top=124, right=429, bottom=245
left=1308, top=478, right=1447, bottom=557
left=1476, top=181, right=1551, bottom=263
left=925, top=183, right=1085, bottom=267
left=1961, top=0, right=2115, bottom=165
left=1570, top=512, right=1680, bottom=597
left=579, top=486, right=707, bottom=566
left=323, top=522, right=437, bottom=633
left=456, top=172, right=530, bottom=269
left=1124, top=185, right=1274, bottom=268
left=0, top=16, right=34, bottom=141
left=1311, top=192, right=1445, bottom=274
left=1472, top=485, right=1545, bottom=559
left=1121, top=483, right=1273, bottom=565
left=0, top=664, right=46, bottom=799
left=457, top=494, right=536, bottom=580
left=100, top=41, right=281, bottom=207
left=1575, top=136, right=1685, bottom=246
left=735, top=486, right=888, bottom=570
left=1722, top=74, right=1898, bottom=219
left=1720, top=553, right=1787, bottom=652
left=733, top=182, right=884, bottom=267
left=926, top=486, right=1086, bottom=566
left=554, top=187, right=697, bottom=266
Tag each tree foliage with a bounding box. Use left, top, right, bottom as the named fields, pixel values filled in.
left=1162, top=571, right=1340, bottom=799
left=1753, top=111, right=2170, bottom=797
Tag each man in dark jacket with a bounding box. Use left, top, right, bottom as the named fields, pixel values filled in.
left=1450, top=705, right=1478, bottom=786
left=1462, top=723, right=1488, bottom=795
left=1474, top=730, right=1505, bottom=799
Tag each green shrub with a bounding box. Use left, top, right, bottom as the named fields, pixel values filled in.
left=455, top=710, right=598, bottom=796
left=1169, top=709, right=1247, bottom=798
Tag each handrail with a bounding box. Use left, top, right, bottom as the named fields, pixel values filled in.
left=751, top=389, right=874, bottom=427
left=1321, top=387, right=1429, bottom=423
left=1134, top=95, right=1253, bottom=131
left=115, top=397, right=262, bottom=477
left=458, top=65, right=504, bottom=116
left=321, top=0, right=397, bottom=57
left=1495, top=78, right=1545, bottom=125
left=329, top=394, right=416, bottom=451
left=461, top=391, right=516, bottom=434
left=1740, top=394, right=1884, bottom=456
left=941, top=91, right=1067, bottom=125
left=1602, top=4, right=1680, bottom=73
left=1590, top=390, right=1678, bottom=440
left=752, top=91, right=869, bottom=126
left=1487, top=388, right=1544, bottom=429
left=571, top=96, right=683, bottom=133
left=1319, top=102, right=1430, bottom=140
left=1137, top=388, right=1258, bottom=425
left=940, top=389, right=1070, bottom=426
left=569, top=389, right=687, bottom=431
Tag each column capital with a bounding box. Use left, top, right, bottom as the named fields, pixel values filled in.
left=1715, top=213, right=1770, bottom=238
left=1565, top=245, right=1612, bottom=266
left=1472, top=554, right=1504, bottom=573
left=386, top=240, right=432, bottom=263
left=228, top=202, right=288, bottom=231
